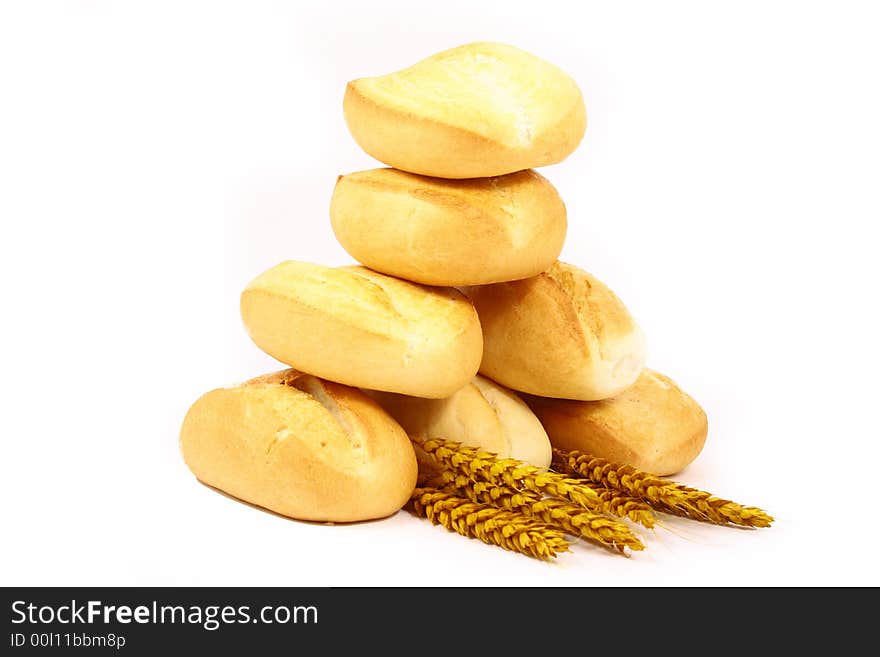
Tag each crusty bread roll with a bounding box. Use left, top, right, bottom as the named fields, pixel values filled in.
left=240, top=261, right=482, bottom=398
left=343, top=42, right=586, bottom=179
left=180, top=369, right=418, bottom=522
left=525, top=369, right=708, bottom=475
left=330, top=168, right=567, bottom=286
left=463, top=261, right=646, bottom=401
left=365, top=375, right=552, bottom=467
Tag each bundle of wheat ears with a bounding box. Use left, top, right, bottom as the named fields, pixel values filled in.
left=410, top=438, right=773, bottom=560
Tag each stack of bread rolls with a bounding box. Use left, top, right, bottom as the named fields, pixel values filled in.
left=181, top=42, right=707, bottom=525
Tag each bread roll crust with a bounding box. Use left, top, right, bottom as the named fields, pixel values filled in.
left=463, top=261, right=646, bottom=400
left=364, top=382, right=510, bottom=459
left=365, top=375, right=551, bottom=467
left=525, top=369, right=708, bottom=475
left=343, top=42, right=586, bottom=178
left=469, top=375, right=552, bottom=467
left=180, top=370, right=418, bottom=522
left=330, top=168, right=567, bottom=286
left=240, top=262, right=483, bottom=398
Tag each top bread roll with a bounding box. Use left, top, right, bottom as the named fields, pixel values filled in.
left=330, top=168, right=567, bottom=286
left=463, top=261, right=646, bottom=401
left=241, top=261, right=482, bottom=398
left=343, top=42, right=586, bottom=178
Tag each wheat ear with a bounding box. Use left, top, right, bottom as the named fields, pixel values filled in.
left=430, top=471, right=643, bottom=553
left=584, top=484, right=657, bottom=528
left=554, top=449, right=773, bottom=528
left=415, top=437, right=622, bottom=516
left=409, top=487, right=570, bottom=560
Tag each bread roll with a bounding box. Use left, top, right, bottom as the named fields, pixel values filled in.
left=343, top=42, right=586, bottom=178
left=179, top=369, right=418, bottom=522
left=330, top=168, right=567, bottom=286
left=525, top=369, right=708, bottom=475
left=240, top=261, right=482, bottom=398
left=365, top=375, right=552, bottom=467
left=463, top=261, right=646, bottom=400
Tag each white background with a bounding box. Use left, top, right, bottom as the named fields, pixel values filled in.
left=1, top=0, right=878, bottom=586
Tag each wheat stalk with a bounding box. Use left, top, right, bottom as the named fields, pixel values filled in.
left=409, top=487, right=571, bottom=560
left=554, top=449, right=773, bottom=528
left=430, top=470, right=643, bottom=553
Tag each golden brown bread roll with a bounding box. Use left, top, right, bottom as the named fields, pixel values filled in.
left=240, top=261, right=483, bottom=398
left=343, top=42, right=586, bottom=178
left=463, top=261, right=646, bottom=401
left=364, top=375, right=552, bottom=467
left=179, top=369, right=418, bottom=522
left=525, top=369, right=708, bottom=475
left=330, top=168, right=567, bottom=286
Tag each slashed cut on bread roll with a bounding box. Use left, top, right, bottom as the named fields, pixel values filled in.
left=240, top=261, right=482, bottom=398
left=330, top=168, right=567, bottom=286
left=180, top=369, right=418, bottom=522
left=525, top=369, right=708, bottom=476
left=365, top=375, right=552, bottom=467
left=463, top=261, right=646, bottom=401
left=343, top=42, right=586, bottom=178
